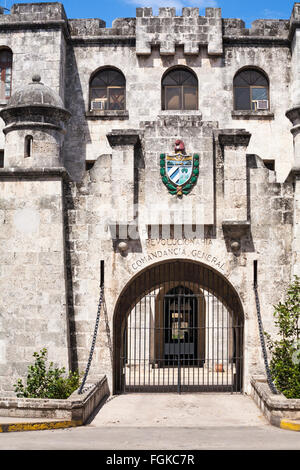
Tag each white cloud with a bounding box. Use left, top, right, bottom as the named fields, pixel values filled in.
left=124, top=0, right=218, bottom=14
left=262, top=9, right=285, bottom=19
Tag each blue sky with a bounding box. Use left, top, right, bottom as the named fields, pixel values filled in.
left=2, top=0, right=296, bottom=27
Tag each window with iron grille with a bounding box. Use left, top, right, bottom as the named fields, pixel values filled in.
left=90, top=68, right=125, bottom=111
left=0, top=49, right=12, bottom=101
left=162, top=67, right=198, bottom=111
left=233, top=68, right=269, bottom=111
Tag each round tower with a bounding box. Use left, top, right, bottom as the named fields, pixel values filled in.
left=0, top=75, right=71, bottom=168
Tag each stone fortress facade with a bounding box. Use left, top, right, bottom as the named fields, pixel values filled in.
left=0, top=1, right=300, bottom=396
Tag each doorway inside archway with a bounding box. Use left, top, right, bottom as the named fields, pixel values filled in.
left=114, top=260, right=244, bottom=394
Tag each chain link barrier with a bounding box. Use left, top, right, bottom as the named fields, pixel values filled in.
left=253, top=283, right=278, bottom=395
left=78, top=284, right=104, bottom=395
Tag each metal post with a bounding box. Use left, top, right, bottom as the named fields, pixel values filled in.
left=100, top=260, right=105, bottom=288
left=177, top=293, right=181, bottom=394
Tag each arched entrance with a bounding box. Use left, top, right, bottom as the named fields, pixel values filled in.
left=113, top=260, right=244, bottom=394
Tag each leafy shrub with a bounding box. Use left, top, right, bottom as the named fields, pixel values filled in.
left=14, top=348, right=81, bottom=399
left=265, top=276, right=300, bottom=399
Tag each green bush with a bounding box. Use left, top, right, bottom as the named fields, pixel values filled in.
left=14, top=348, right=81, bottom=399
left=265, top=276, right=300, bottom=399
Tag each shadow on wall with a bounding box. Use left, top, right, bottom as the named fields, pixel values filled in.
left=64, top=45, right=92, bottom=182
left=63, top=180, right=78, bottom=372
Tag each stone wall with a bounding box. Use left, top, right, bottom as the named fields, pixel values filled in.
left=0, top=172, right=70, bottom=395
left=140, top=115, right=216, bottom=226
left=64, top=134, right=294, bottom=394
left=63, top=15, right=293, bottom=183
left=0, top=2, right=298, bottom=395
left=251, top=377, right=300, bottom=423
left=0, top=3, right=293, bottom=181
left=0, top=376, right=109, bottom=422
left=0, top=3, right=68, bottom=154
left=136, top=7, right=222, bottom=56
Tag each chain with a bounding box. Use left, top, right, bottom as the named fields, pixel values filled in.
left=253, top=283, right=278, bottom=395
left=78, top=284, right=104, bottom=395
left=103, top=300, right=113, bottom=370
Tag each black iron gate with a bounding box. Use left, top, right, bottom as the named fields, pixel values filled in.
left=114, top=260, right=244, bottom=394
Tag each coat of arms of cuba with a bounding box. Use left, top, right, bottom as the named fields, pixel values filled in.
left=160, top=140, right=199, bottom=197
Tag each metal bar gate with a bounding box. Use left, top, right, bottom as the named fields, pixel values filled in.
left=117, top=260, right=243, bottom=394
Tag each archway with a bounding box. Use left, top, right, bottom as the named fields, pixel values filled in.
left=113, top=259, right=244, bottom=394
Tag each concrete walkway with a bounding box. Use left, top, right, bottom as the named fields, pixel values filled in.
left=91, top=393, right=267, bottom=428
left=2, top=394, right=300, bottom=449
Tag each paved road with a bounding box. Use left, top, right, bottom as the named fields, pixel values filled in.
left=1, top=424, right=300, bottom=451
left=1, top=394, right=300, bottom=450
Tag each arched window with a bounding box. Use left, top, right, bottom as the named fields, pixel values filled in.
left=162, top=67, right=198, bottom=111
left=0, top=49, right=12, bottom=101
left=233, top=68, right=269, bottom=111
left=90, top=68, right=125, bottom=111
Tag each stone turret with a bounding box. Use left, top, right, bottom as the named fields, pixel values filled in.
left=0, top=74, right=71, bottom=168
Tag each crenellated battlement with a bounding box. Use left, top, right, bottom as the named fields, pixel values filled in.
left=136, top=7, right=223, bottom=56
left=223, top=18, right=290, bottom=41
left=0, top=3, right=295, bottom=48
left=135, top=6, right=221, bottom=18
left=0, top=2, right=68, bottom=22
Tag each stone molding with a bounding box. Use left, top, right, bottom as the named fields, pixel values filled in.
left=86, top=110, right=129, bottom=120
left=232, top=110, right=274, bottom=120
left=289, top=3, right=300, bottom=41
left=2, top=121, right=65, bottom=134
left=291, top=124, right=300, bottom=138
left=71, top=36, right=136, bottom=46
left=218, top=129, right=252, bottom=147
left=222, top=220, right=251, bottom=239
left=1, top=103, right=71, bottom=119
left=107, top=130, right=141, bottom=147
left=0, top=105, right=71, bottom=136
left=0, top=167, right=70, bottom=180
left=223, top=36, right=290, bottom=47
left=286, top=106, right=300, bottom=128
left=285, top=166, right=300, bottom=182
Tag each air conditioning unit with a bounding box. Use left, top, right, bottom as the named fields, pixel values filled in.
left=91, top=99, right=107, bottom=111
left=255, top=100, right=269, bottom=110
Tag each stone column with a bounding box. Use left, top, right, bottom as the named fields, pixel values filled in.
left=218, top=129, right=251, bottom=223
left=206, top=7, right=223, bottom=56
left=107, top=130, right=140, bottom=239
left=289, top=4, right=300, bottom=108
left=0, top=75, right=72, bottom=393
left=292, top=172, right=300, bottom=277
left=286, top=108, right=300, bottom=277
left=0, top=168, right=71, bottom=393
left=286, top=107, right=300, bottom=168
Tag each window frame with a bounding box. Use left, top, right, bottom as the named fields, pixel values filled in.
left=162, top=67, right=198, bottom=111
left=233, top=67, right=270, bottom=112
left=89, top=67, right=126, bottom=112
left=0, top=48, right=13, bottom=101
